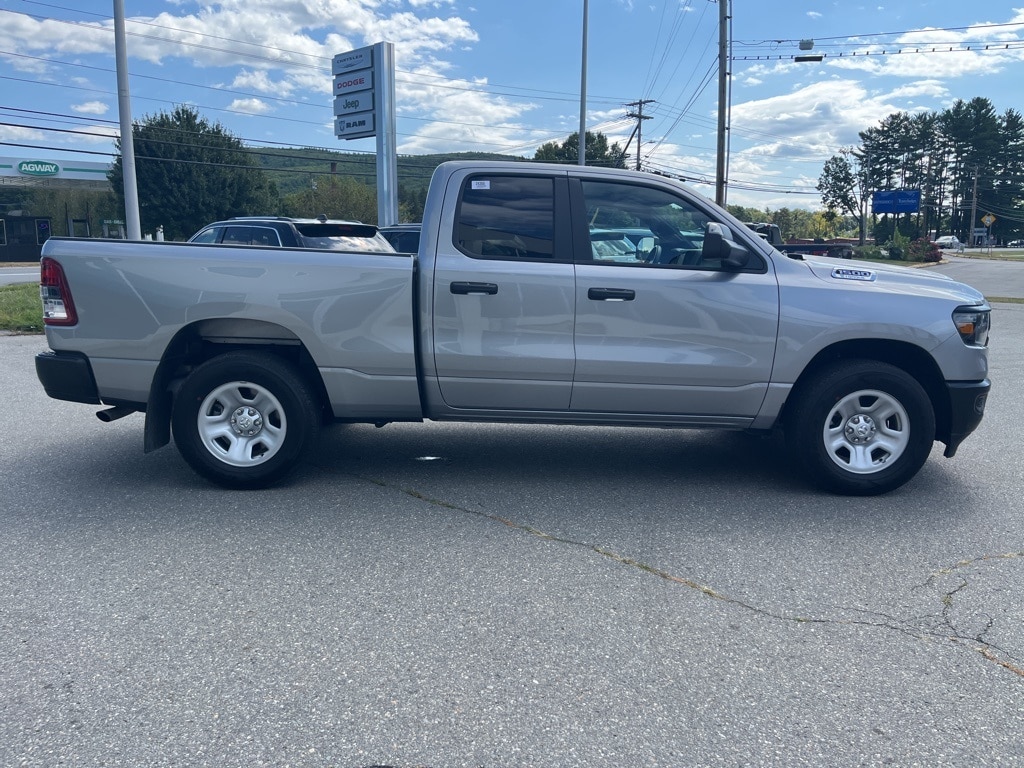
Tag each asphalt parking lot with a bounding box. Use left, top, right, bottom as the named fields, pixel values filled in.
left=2, top=280, right=1023, bottom=767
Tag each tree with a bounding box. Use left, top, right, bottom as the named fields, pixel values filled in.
left=108, top=106, right=277, bottom=240
left=282, top=174, right=378, bottom=224
left=818, top=150, right=869, bottom=244
left=995, top=109, right=1024, bottom=242
left=534, top=131, right=627, bottom=168
left=832, top=97, right=1024, bottom=245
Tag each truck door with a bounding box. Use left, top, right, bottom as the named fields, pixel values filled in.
left=569, top=177, right=779, bottom=419
left=431, top=171, right=575, bottom=410
left=430, top=171, right=577, bottom=411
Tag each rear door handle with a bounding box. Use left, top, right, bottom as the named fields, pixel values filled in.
left=587, top=287, right=635, bottom=301
left=450, top=281, right=499, bottom=295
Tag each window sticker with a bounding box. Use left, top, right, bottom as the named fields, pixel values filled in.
left=471, top=180, right=491, bottom=190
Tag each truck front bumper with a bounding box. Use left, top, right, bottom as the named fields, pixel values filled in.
left=35, top=350, right=101, bottom=405
left=941, top=379, right=990, bottom=458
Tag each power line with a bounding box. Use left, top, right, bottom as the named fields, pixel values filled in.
left=1, top=2, right=823, bottom=177
left=0, top=47, right=624, bottom=153
left=734, top=20, right=1024, bottom=47
left=9, top=3, right=632, bottom=107
left=733, top=42, right=1024, bottom=62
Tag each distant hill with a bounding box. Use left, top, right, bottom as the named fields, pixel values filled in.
left=250, top=147, right=527, bottom=201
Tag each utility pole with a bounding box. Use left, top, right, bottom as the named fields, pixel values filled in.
left=969, top=167, right=979, bottom=248
left=715, top=0, right=731, bottom=206
left=113, top=0, right=141, bottom=240
left=578, top=0, right=589, bottom=166
left=859, top=151, right=870, bottom=246
left=625, top=100, right=654, bottom=171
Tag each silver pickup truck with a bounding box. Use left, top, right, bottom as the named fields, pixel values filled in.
left=35, top=161, right=991, bottom=495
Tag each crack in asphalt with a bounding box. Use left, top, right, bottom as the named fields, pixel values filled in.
left=360, top=474, right=1024, bottom=680
left=925, top=552, right=1024, bottom=678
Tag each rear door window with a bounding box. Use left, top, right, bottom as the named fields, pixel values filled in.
left=455, top=175, right=556, bottom=261
left=221, top=226, right=281, bottom=246
left=190, top=227, right=221, bottom=244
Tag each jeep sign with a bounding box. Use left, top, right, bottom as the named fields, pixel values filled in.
left=18, top=160, right=60, bottom=177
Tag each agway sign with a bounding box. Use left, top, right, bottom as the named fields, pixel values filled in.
left=18, top=160, right=60, bottom=176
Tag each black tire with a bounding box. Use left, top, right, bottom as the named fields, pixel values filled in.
left=786, top=360, right=935, bottom=495
left=171, top=351, right=320, bottom=489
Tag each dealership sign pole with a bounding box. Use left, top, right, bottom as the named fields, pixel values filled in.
left=332, top=42, right=398, bottom=227
left=113, top=0, right=141, bottom=239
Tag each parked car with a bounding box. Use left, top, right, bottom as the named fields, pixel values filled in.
left=189, top=216, right=394, bottom=252
left=933, top=235, right=963, bottom=251
left=589, top=229, right=641, bottom=262
left=1007, top=240, right=1024, bottom=248
left=378, top=223, right=422, bottom=253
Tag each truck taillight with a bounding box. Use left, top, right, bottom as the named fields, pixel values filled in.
left=40, top=256, right=78, bottom=326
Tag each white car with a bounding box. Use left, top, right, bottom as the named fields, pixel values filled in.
left=934, top=235, right=963, bottom=251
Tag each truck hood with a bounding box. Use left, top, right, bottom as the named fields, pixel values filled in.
left=803, top=257, right=986, bottom=304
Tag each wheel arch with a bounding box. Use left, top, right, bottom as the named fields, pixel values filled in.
left=144, top=318, right=329, bottom=453
left=784, top=339, right=950, bottom=441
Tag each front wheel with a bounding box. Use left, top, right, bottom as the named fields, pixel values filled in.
left=786, top=360, right=936, bottom=495
left=171, top=351, right=320, bottom=489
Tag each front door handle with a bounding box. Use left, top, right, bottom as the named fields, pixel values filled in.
left=588, top=287, right=635, bottom=301
left=450, top=281, right=499, bottom=295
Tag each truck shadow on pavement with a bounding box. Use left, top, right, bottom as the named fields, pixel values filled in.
left=16, top=417, right=966, bottom=530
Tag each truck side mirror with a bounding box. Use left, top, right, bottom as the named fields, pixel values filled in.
left=636, top=236, right=656, bottom=257
left=703, top=224, right=751, bottom=270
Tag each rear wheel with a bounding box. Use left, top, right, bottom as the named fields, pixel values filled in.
left=171, top=351, right=320, bottom=489
left=786, top=360, right=935, bottom=495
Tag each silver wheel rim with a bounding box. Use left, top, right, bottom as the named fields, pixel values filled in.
left=823, top=389, right=910, bottom=474
left=197, top=381, right=287, bottom=467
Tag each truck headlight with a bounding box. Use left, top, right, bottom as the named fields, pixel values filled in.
left=952, top=306, right=991, bottom=347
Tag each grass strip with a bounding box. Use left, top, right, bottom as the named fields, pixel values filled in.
left=0, top=282, right=43, bottom=334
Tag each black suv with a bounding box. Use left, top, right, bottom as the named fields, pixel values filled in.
left=188, top=216, right=394, bottom=252
left=378, top=223, right=422, bottom=253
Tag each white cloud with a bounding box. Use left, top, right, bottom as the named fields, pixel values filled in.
left=227, top=98, right=273, bottom=115
left=1, top=0, right=485, bottom=151
left=0, top=124, right=45, bottom=142
left=76, top=124, right=120, bottom=144
left=722, top=79, right=909, bottom=201
left=229, top=70, right=294, bottom=97
left=827, top=45, right=1024, bottom=80
left=71, top=101, right=109, bottom=115
left=395, top=69, right=539, bottom=154
left=883, top=80, right=949, bottom=101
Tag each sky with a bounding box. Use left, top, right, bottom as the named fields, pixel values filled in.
left=1, top=0, right=1023, bottom=211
